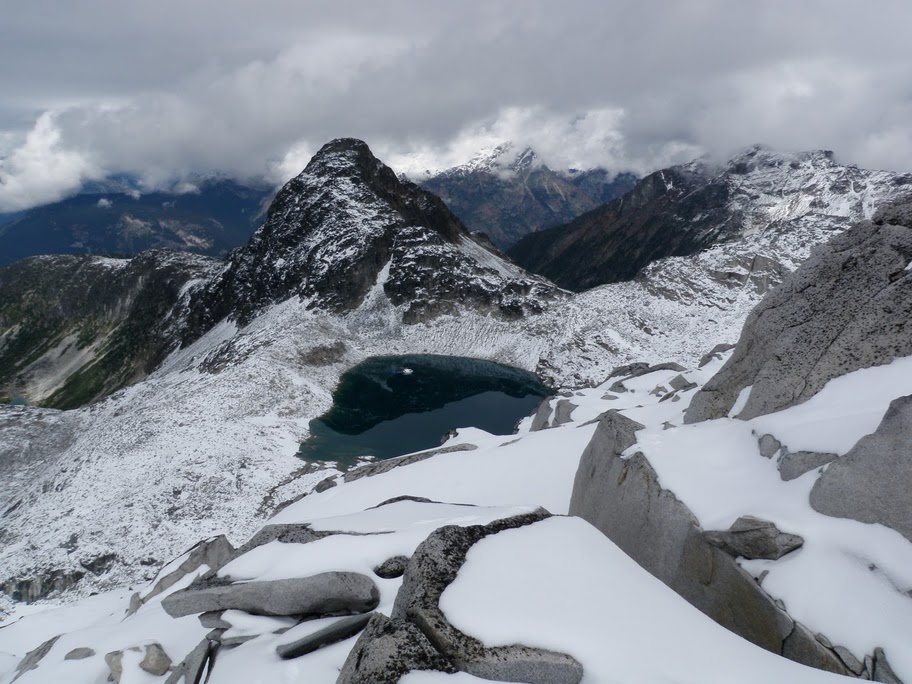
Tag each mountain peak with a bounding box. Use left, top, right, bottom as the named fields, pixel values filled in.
left=299, top=137, right=390, bottom=183
left=180, top=139, right=557, bottom=339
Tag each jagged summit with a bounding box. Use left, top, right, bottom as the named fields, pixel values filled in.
left=182, top=138, right=557, bottom=341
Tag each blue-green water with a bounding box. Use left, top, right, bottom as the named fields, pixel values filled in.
left=298, top=354, right=550, bottom=464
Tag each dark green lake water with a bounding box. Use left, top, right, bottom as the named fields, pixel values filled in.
left=298, top=354, right=550, bottom=464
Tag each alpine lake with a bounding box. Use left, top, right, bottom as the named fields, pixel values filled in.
left=298, top=354, right=550, bottom=466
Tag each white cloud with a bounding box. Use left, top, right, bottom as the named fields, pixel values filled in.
left=96, top=197, right=112, bottom=208
left=381, top=107, right=701, bottom=180
left=3, top=2, right=912, bottom=210
left=0, top=112, right=99, bottom=212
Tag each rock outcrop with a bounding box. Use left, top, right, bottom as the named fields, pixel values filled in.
left=336, top=509, right=584, bottom=684
left=337, top=613, right=458, bottom=684
left=810, top=394, right=912, bottom=542
left=569, top=410, right=848, bottom=674
left=104, top=643, right=172, bottom=682
left=703, top=516, right=804, bottom=560
left=686, top=204, right=912, bottom=423
left=138, top=535, right=234, bottom=606
left=164, top=637, right=218, bottom=684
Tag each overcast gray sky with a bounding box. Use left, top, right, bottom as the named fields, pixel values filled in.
left=1, top=0, right=911, bottom=211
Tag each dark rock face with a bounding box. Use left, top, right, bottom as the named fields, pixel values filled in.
left=810, top=394, right=912, bottom=542
left=420, top=144, right=636, bottom=248
left=509, top=147, right=912, bottom=293
left=703, top=516, right=804, bottom=560
left=161, top=572, right=380, bottom=618
left=569, top=410, right=848, bottom=675
left=0, top=251, right=218, bottom=408
left=509, top=162, right=731, bottom=290
left=686, top=206, right=912, bottom=423
left=2, top=566, right=85, bottom=603
left=182, top=138, right=558, bottom=342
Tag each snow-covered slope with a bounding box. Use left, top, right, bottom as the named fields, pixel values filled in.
left=3, top=352, right=910, bottom=682
left=1, top=140, right=909, bottom=625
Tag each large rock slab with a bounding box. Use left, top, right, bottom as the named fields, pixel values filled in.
left=141, top=535, right=234, bottom=605
left=391, top=511, right=584, bottom=684
left=12, top=636, right=59, bottom=682
left=276, top=612, right=373, bottom=659
left=569, top=410, right=848, bottom=674
left=685, top=210, right=912, bottom=423
left=161, top=572, right=379, bottom=618
left=164, top=637, right=218, bottom=684
left=811, top=394, right=912, bottom=542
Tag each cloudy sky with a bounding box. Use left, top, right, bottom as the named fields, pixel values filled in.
left=2, top=0, right=911, bottom=211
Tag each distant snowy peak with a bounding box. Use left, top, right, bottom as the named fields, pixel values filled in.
left=181, top=138, right=560, bottom=343
left=430, top=142, right=539, bottom=179
left=420, top=143, right=637, bottom=248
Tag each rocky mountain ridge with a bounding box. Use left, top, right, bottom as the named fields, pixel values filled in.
left=182, top=139, right=558, bottom=342
left=6, top=227, right=912, bottom=683
left=418, top=142, right=636, bottom=248
left=509, top=144, right=912, bottom=292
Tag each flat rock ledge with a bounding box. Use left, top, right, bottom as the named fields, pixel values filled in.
left=338, top=510, right=584, bottom=684
left=161, top=572, right=379, bottom=618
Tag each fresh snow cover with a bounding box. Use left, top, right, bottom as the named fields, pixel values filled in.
left=270, top=423, right=598, bottom=523
left=2, top=352, right=910, bottom=682
left=441, top=517, right=850, bottom=684
left=4, top=142, right=912, bottom=682
left=748, top=354, right=912, bottom=454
